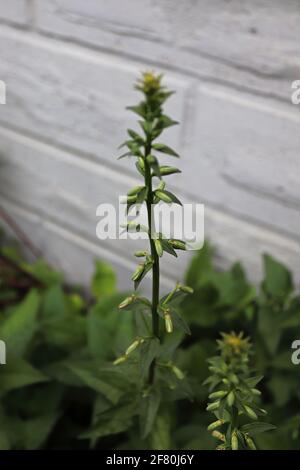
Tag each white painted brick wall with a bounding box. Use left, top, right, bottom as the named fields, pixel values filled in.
left=0, top=0, right=29, bottom=24
left=0, top=1, right=300, bottom=287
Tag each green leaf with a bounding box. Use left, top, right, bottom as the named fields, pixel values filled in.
left=157, top=115, right=178, bottom=130
left=19, top=412, right=60, bottom=450
left=65, top=361, right=123, bottom=404
left=258, top=305, right=281, bottom=355
left=87, top=293, right=134, bottom=359
left=0, top=289, right=40, bottom=355
left=134, top=261, right=153, bottom=290
left=160, top=239, right=177, bottom=257
left=159, top=166, right=181, bottom=176
left=136, top=186, right=148, bottom=205
left=152, top=143, right=179, bottom=157
left=241, top=422, right=276, bottom=436
left=139, top=338, right=160, bottom=379
left=184, top=242, right=214, bottom=288
left=281, top=296, right=300, bottom=328
left=156, top=190, right=182, bottom=206
left=140, top=388, right=161, bottom=438
left=42, top=313, right=86, bottom=351
left=127, top=103, right=147, bottom=118
left=0, top=355, right=48, bottom=394
left=147, top=155, right=161, bottom=179
left=42, top=285, right=65, bottom=319
left=263, top=254, right=293, bottom=299
left=127, top=129, right=144, bottom=145
left=80, top=401, right=137, bottom=440
left=150, top=414, right=172, bottom=450
left=169, top=309, right=191, bottom=335
left=91, top=261, right=116, bottom=298
left=22, top=260, right=63, bottom=286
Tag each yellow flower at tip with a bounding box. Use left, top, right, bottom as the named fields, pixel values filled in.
left=136, top=71, right=162, bottom=94
left=221, top=331, right=250, bottom=354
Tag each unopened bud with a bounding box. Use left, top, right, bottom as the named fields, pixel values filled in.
left=134, top=251, right=148, bottom=257
left=212, top=431, right=225, bottom=442
left=164, top=313, right=173, bottom=333
left=178, top=284, right=194, bottom=294
left=244, top=405, right=258, bottom=420
left=119, top=295, right=135, bottom=309
left=227, top=391, right=235, bottom=407
left=206, top=401, right=220, bottom=412
left=209, top=390, right=227, bottom=400
left=127, top=185, right=144, bottom=196
left=231, top=432, right=238, bottom=450
left=207, top=420, right=224, bottom=432
left=131, top=264, right=145, bottom=281
left=113, top=355, right=127, bottom=366
left=169, top=239, right=186, bottom=250
left=245, top=434, right=256, bottom=450
left=125, top=338, right=142, bottom=356
left=154, top=239, right=163, bottom=257
left=156, top=190, right=172, bottom=203
left=157, top=181, right=166, bottom=191
left=159, top=166, right=181, bottom=176
left=171, top=365, right=185, bottom=380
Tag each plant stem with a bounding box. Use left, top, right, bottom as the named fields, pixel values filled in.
left=0, top=206, right=42, bottom=259
left=144, top=137, right=160, bottom=384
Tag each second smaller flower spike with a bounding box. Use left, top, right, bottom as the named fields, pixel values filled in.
left=205, top=331, right=275, bottom=450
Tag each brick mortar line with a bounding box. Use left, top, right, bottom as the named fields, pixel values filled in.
left=1, top=120, right=300, bottom=247
left=0, top=19, right=293, bottom=106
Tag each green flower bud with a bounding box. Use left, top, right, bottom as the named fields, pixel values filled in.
left=164, top=313, right=173, bottom=333
left=138, top=157, right=145, bottom=172
left=146, top=154, right=156, bottom=164
left=134, top=251, right=148, bottom=257
left=207, top=420, right=224, bottom=432
left=251, top=388, right=261, bottom=396
left=212, top=431, right=225, bottom=442
left=206, top=401, right=220, bottom=412
left=156, top=190, right=173, bottom=203
left=159, top=166, right=181, bottom=176
left=125, top=338, right=142, bottom=356
left=169, top=239, right=186, bottom=250
left=157, top=181, right=166, bottom=191
left=244, top=405, right=258, bottom=420
left=127, top=195, right=137, bottom=203
left=118, top=295, right=136, bottom=309
left=178, top=284, right=194, bottom=294
left=127, top=185, right=144, bottom=196
left=113, top=355, right=127, bottom=366
left=209, top=390, right=227, bottom=400
left=245, top=434, right=256, bottom=450
left=131, top=263, right=145, bottom=281
left=231, top=432, right=238, bottom=450
left=227, top=391, right=235, bottom=407
left=171, top=365, right=185, bottom=380
left=154, top=239, right=163, bottom=257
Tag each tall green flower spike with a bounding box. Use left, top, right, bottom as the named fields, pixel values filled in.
left=205, top=332, right=275, bottom=450
left=114, top=72, right=193, bottom=389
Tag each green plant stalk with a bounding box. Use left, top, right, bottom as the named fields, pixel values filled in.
left=115, top=72, right=193, bottom=412
left=144, top=133, right=160, bottom=383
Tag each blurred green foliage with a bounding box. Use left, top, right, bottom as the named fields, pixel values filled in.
left=0, top=237, right=299, bottom=450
